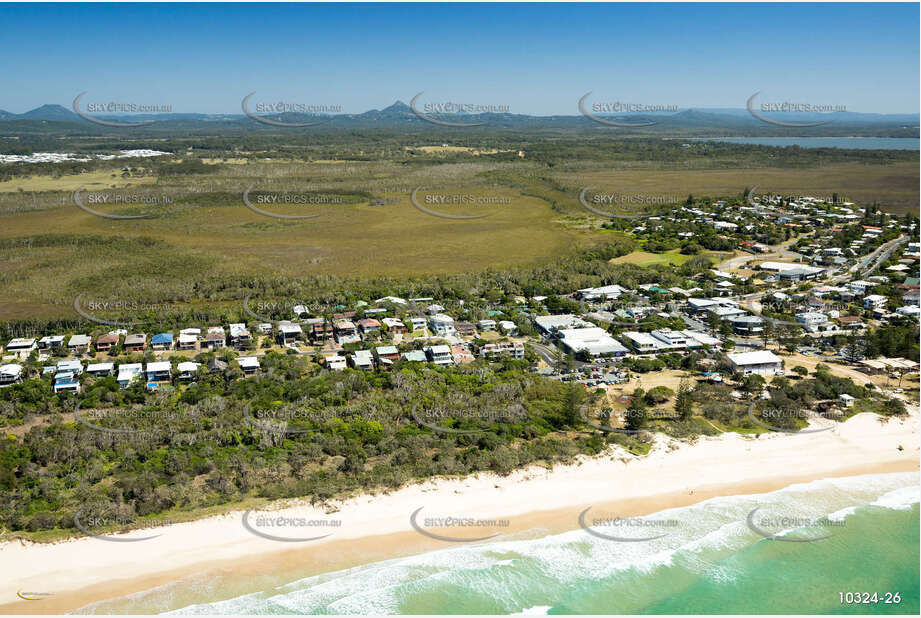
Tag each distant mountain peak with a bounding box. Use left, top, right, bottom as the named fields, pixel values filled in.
left=22, top=104, right=79, bottom=121
left=382, top=100, right=411, bottom=112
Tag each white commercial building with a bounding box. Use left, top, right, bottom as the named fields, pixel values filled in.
left=726, top=350, right=783, bottom=376
left=534, top=314, right=594, bottom=335
left=576, top=284, right=629, bottom=301
left=558, top=327, right=629, bottom=357
left=622, top=331, right=668, bottom=353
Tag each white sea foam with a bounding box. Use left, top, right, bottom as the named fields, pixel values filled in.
left=870, top=484, right=920, bottom=510
left=161, top=471, right=917, bottom=615
left=512, top=605, right=552, bottom=614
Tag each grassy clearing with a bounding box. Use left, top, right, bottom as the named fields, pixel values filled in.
left=0, top=169, right=157, bottom=192
left=406, top=146, right=515, bottom=155
left=0, top=161, right=579, bottom=319
left=1, top=154, right=917, bottom=320
left=551, top=161, right=919, bottom=214
left=610, top=249, right=732, bottom=267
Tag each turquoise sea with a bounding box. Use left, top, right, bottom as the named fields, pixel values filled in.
left=77, top=472, right=919, bottom=615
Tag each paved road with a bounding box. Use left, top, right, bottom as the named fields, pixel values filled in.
left=529, top=341, right=562, bottom=366
left=829, top=235, right=908, bottom=283
left=735, top=235, right=908, bottom=310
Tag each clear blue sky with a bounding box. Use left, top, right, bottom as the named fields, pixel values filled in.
left=1, top=2, right=917, bottom=115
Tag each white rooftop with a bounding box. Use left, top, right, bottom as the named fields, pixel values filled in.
left=727, top=350, right=782, bottom=366
left=237, top=357, right=260, bottom=369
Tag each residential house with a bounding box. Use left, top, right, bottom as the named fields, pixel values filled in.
left=151, top=332, right=174, bottom=351
left=408, top=317, right=428, bottom=332
left=176, top=361, right=201, bottom=381
left=454, top=321, right=476, bottom=337
left=307, top=318, right=334, bottom=341
left=95, top=333, right=119, bottom=352
left=276, top=321, right=302, bottom=345
left=795, top=312, right=830, bottom=333
left=67, top=334, right=92, bottom=354
left=349, top=350, right=375, bottom=370
left=848, top=280, right=876, bottom=294
left=424, top=345, right=454, bottom=365
left=428, top=314, right=456, bottom=337
left=480, top=341, right=526, bottom=360
left=229, top=323, right=253, bottom=349
left=358, top=318, right=382, bottom=336
left=117, top=363, right=143, bottom=388
left=477, top=319, right=497, bottom=332
left=498, top=320, right=518, bottom=335
left=863, top=295, right=888, bottom=310
left=335, top=319, right=360, bottom=343
left=374, top=345, right=401, bottom=366
left=325, top=354, right=347, bottom=370
left=145, top=361, right=172, bottom=384
left=204, top=327, right=226, bottom=350
left=4, top=338, right=37, bottom=357
left=375, top=296, right=407, bottom=305
left=38, top=335, right=65, bottom=350
left=837, top=315, right=864, bottom=329
left=86, top=362, right=115, bottom=377
left=401, top=350, right=427, bottom=362
left=178, top=331, right=198, bottom=351
left=451, top=344, right=476, bottom=364
left=0, top=364, right=23, bottom=385
left=53, top=371, right=81, bottom=394
left=208, top=358, right=229, bottom=374
left=55, top=359, right=82, bottom=376
left=382, top=317, right=408, bottom=335
left=123, top=333, right=147, bottom=352
left=237, top=356, right=260, bottom=375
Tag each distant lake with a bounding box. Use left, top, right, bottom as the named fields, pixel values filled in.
left=688, top=137, right=919, bottom=150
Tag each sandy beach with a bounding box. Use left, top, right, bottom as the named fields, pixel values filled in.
left=1, top=409, right=918, bottom=614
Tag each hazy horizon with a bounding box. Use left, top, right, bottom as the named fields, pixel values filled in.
left=1, top=2, right=918, bottom=116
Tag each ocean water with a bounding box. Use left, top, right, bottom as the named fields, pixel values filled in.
left=687, top=137, right=919, bottom=150
left=77, top=472, right=919, bottom=615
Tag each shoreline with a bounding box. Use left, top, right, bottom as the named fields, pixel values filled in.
left=1, top=410, right=918, bottom=614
